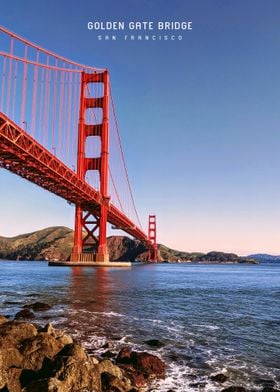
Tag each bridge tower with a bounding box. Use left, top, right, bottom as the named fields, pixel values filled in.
left=148, top=215, right=158, bottom=262
left=71, top=70, right=110, bottom=262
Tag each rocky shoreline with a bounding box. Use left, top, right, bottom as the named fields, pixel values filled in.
left=0, top=303, right=279, bottom=392
left=0, top=312, right=166, bottom=392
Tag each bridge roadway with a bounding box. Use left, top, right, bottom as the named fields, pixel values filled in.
left=0, top=112, right=149, bottom=245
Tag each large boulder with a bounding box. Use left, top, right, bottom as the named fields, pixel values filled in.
left=130, top=351, right=165, bottom=377
left=0, top=361, right=8, bottom=390
left=55, top=343, right=87, bottom=361
left=116, top=347, right=133, bottom=364
left=210, top=373, right=228, bottom=383
left=15, top=309, right=35, bottom=320
left=20, top=332, right=67, bottom=370
left=44, top=355, right=101, bottom=392
left=22, top=377, right=64, bottom=392
left=0, top=347, right=23, bottom=368
left=101, top=372, right=132, bottom=392
left=144, top=339, right=165, bottom=348
left=0, top=316, right=8, bottom=325
left=0, top=318, right=147, bottom=392
left=0, top=321, right=37, bottom=348
left=5, top=368, right=22, bottom=392
left=98, top=359, right=123, bottom=379
left=116, top=347, right=165, bottom=387
left=23, top=302, right=52, bottom=312
left=0, top=319, right=98, bottom=391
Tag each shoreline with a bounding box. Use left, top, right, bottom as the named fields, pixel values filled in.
left=0, top=262, right=279, bottom=392
left=0, top=305, right=278, bottom=392
left=0, top=313, right=166, bottom=392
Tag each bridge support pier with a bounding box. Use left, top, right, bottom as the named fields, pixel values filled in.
left=71, top=70, right=110, bottom=263
left=148, top=215, right=158, bottom=262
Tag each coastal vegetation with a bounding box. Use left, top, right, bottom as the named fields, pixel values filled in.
left=0, top=227, right=257, bottom=264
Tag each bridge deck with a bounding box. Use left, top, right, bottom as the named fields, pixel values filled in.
left=0, top=112, right=149, bottom=244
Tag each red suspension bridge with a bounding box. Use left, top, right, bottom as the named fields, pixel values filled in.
left=0, top=26, right=158, bottom=263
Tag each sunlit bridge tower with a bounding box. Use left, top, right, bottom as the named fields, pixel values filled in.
left=71, top=70, right=110, bottom=262
left=0, top=26, right=158, bottom=266
left=148, top=215, right=158, bottom=262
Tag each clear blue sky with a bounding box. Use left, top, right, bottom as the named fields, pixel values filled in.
left=1, top=0, right=280, bottom=255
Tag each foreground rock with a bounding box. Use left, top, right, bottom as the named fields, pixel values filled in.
left=23, top=302, right=52, bottom=311
left=0, top=317, right=165, bottom=391
left=116, top=346, right=166, bottom=387
left=210, top=373, right=228, bottom=383
left=144, top=339, right=165, bottom=348
left=15, top=309, right=35, bottom=320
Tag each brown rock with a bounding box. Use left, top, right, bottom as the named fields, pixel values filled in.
left=116, top=347, right=133, bottom=364
left=0, top=361, right=8, bottom=389
left=56, top=343, right=88, bottom=361
left=45, top=355, right=101, bottom=392
left=20, top=332, right=66, bottom=370
left=102, top=341, right=113, bottom=349
left=144, top=339, right=165, bottom=348
left=0, top=316, right=7, bottom=325
left=0, top=321, right=37, bottom=348
left=210, top=373, right=228, bottom=383
left=24, top=302, right=52, bottom=311
left=90, top=356, right=99, bottom=365
left=127, top=371, right=146, bottom=388
left=20, top=369, right=40, bottom=388
left=0, top=319, right=143, bottom=392
left=101, top=350, right=116, bottom=359
left=47, top=327, right=73, bottom=347
left=6, top=368, right=22, bottom=392
left=15, top=308, right=36, bottom=320
left=98, top=359, right=123, bottom=379
left=101, top=372, right=132, bottom=392
left=0, top=347, right=23, bottom=368
left=130, top=351, right=165, bottom=377
left=38, top=323, right=55, bottom=335
left=22, top=377, right=64, bottom=392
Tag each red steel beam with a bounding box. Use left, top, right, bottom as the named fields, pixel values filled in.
left=0, top=112, right=150, bottom=245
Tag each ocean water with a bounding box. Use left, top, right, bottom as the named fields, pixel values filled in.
left=0, top=261, right=279, bottom=391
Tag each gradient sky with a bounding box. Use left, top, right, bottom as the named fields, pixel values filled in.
left=1, top=0, right=280, bottom=255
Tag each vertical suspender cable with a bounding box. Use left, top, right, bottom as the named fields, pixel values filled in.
left=31, top=50, right=39, bottom=137
left=39, top=67, right=45, bottom=143
left=6, top=37, right=14, bottom=116
left=11, top=60, right=18, bottom=121
left=0, top=58, right=7, bottom=112
left=52, top=58, right=58, bottom=155
left=20, top=45, right=28, bottom=128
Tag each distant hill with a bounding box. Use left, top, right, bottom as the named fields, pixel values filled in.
left=247, top=254, right=280, bottom=263
left=156, top=244, right=203, bottom=262
left=0, top=227, right=146, bottom=262
left=0, top=226, right=257, bottom=264
left=195, top=251, right=258, bottom=264
left=0, top=227, right=73, bottom=261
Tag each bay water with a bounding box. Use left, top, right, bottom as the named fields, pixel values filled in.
left=0, top=261, right=279, bottom=391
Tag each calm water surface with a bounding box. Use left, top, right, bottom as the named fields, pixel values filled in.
left=0, top=262, right=279, bottom=391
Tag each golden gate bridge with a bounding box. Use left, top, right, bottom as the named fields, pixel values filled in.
left=0, top=26, right=158, bottom=264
